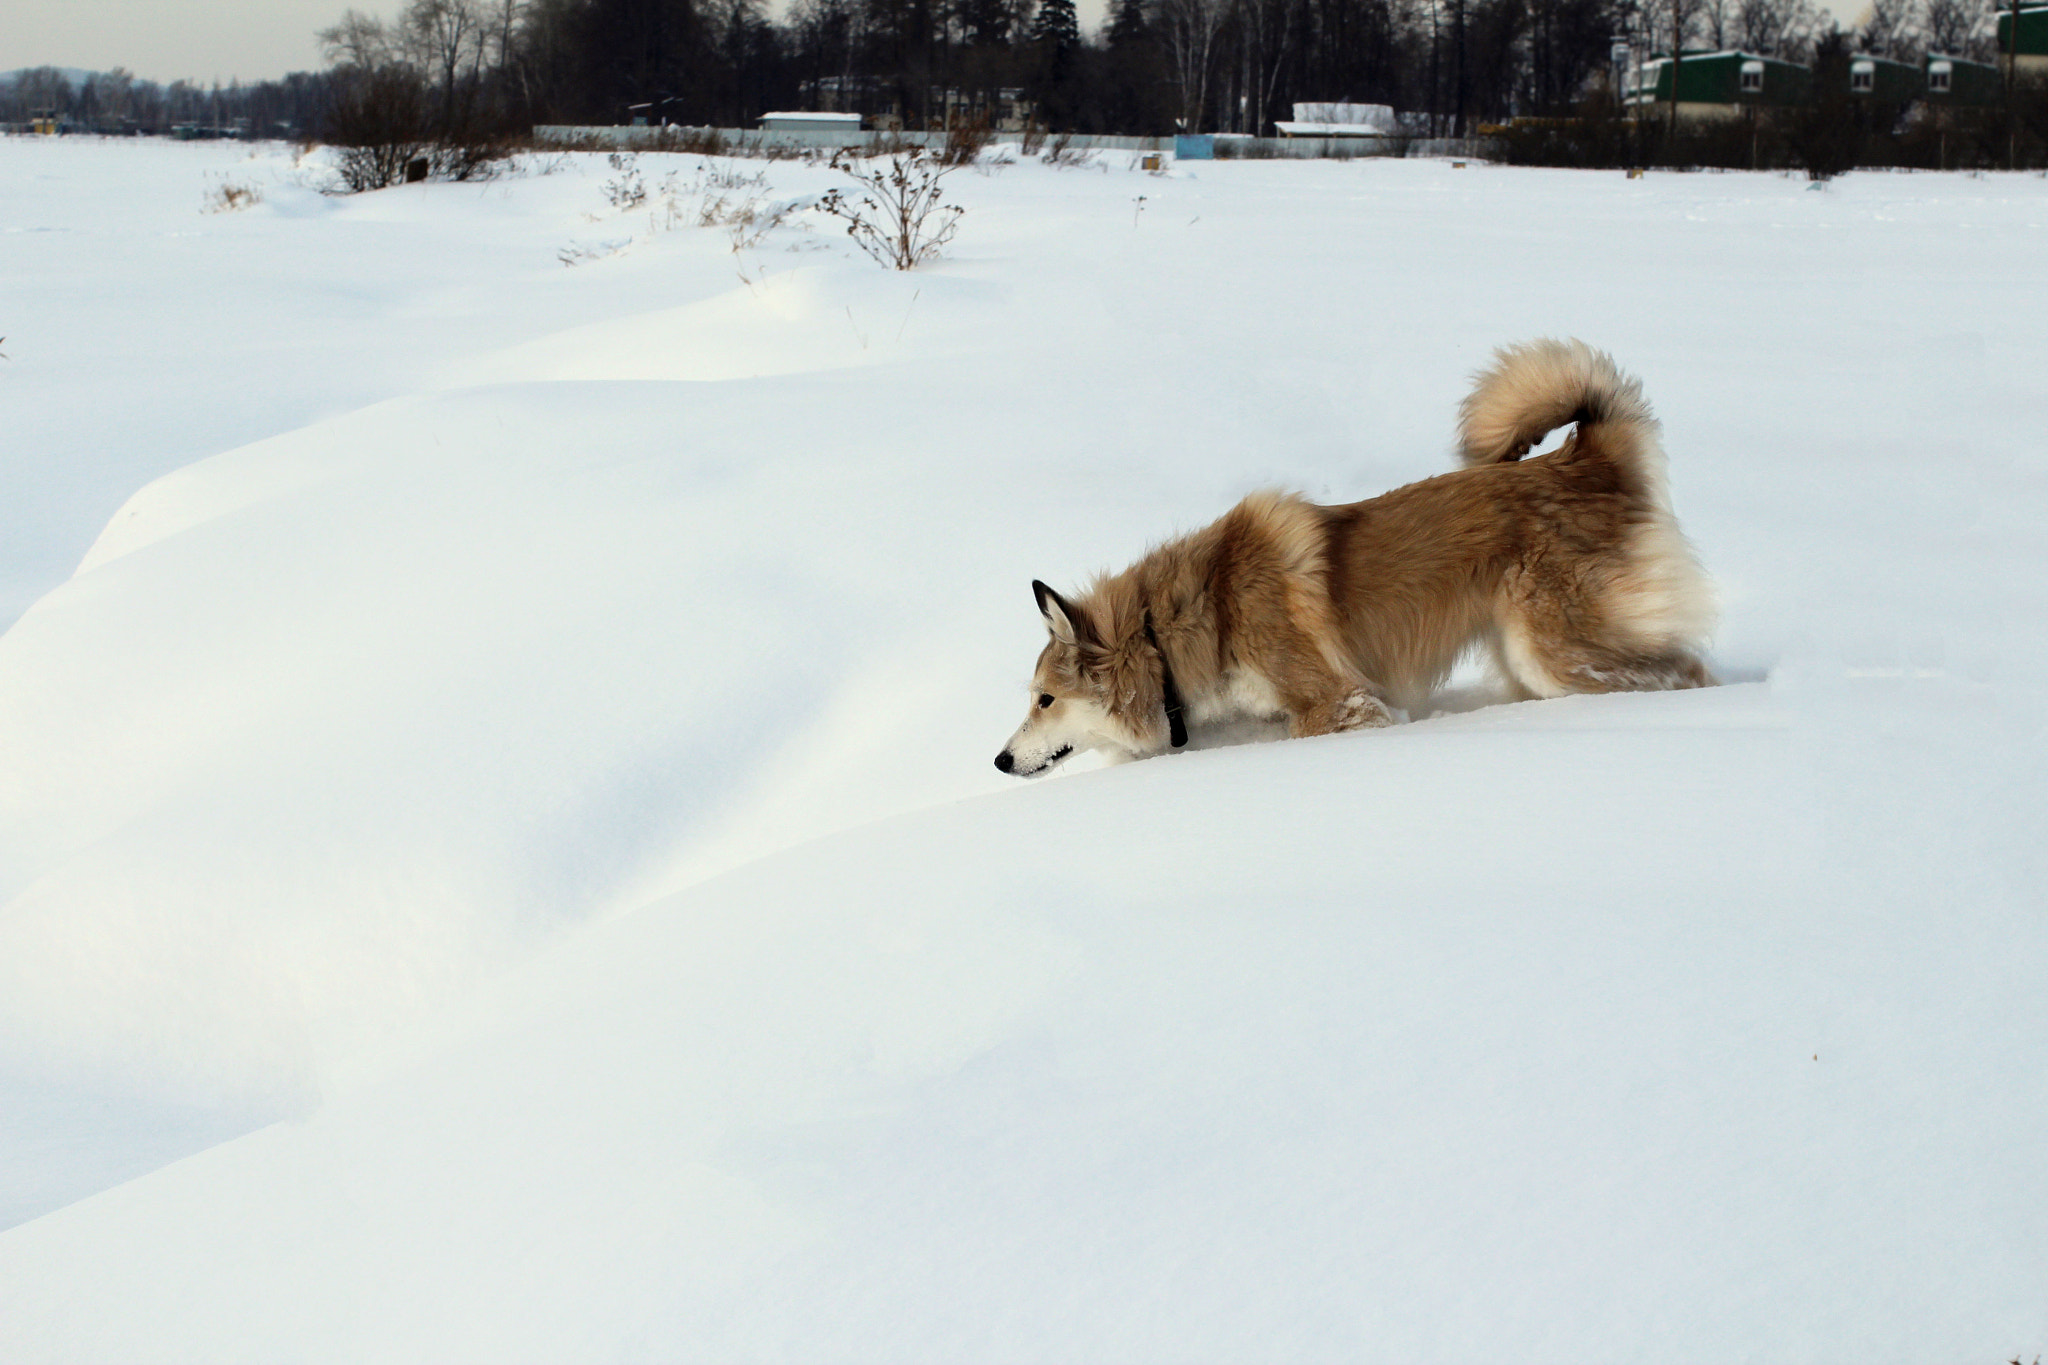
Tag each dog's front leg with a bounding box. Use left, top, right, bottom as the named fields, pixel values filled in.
left=1287, top=684, right=1396, bottom=738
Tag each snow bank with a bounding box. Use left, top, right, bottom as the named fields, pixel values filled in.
left=3, top=686, right=2045, bottom=1360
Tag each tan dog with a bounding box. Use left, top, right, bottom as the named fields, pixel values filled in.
left=994, top=339, right=1715, bottom=777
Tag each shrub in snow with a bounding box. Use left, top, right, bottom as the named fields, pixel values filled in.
left=321, top=62, right=510, bottom=194
left=941, top=116, right=997, bottom=166
left=818, top=151, right=965, bottom=271
left=1041, top=134, right=1097, bottom=168
left=325, top=63, right=435, bottom=193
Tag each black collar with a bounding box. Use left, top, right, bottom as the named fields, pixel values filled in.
left=1142, top=611, right=1189, bottom=750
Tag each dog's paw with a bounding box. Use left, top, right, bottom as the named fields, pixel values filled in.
left=1333, top=689, right=1397, bottom=731
left=1293, top=689, right=1396, bottom=737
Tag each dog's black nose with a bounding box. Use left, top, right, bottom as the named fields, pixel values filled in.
left=994, top=750, right=1014, bottom=773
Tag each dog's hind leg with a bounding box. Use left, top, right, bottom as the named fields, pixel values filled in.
left=1497, top=547, right=1716, bottom=699
left=1480, top=628, right=1545, bottom=704
left=1499, top=615, right=1714, bottom=697
left=1544, top=643, right=1713, bottom=693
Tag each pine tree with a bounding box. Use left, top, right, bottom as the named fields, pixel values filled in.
left=1029, top=0, right=1081, bottom=53
left=1102, top=0, right=1166, bottom=132
left=1107, top=0, right=1148, bottom=48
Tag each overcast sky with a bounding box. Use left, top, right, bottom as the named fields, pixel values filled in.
left=8, top=0, right=365, bottom=85
left=14, top=0, right=1870, bottom=88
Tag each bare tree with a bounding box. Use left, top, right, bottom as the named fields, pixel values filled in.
left=1237, top=0, right=1301, bottom=133
left=1449, top=0, right=1468, bottom=134
left=1159, top=0, right=1234, bottom=131
left=13, top=67, right=72, bottom=119
left=320, top=9, right=400, bottom=68
left=1420, top=0, right=1444, bottom=132
left=1921, top=0, right=1981, bottom=52
left=1640, top=0, right=1705, bottom=133
left=1998, top=0, right=2014, bottom=87
left=1704, top=0, right=1733, bottom=48
left=1734, top=0, right=1817, bottom=57
left=1859, top=0, right=1921, bottom=57
left=403, top=0, right=486, bottom=130
left=97, top=66, right=136, bottom=126
left=796, top=0, right=873, bottom=109
left=487, top=0, right=520, bottom=71
left=318, top=0, right=504, bottom=186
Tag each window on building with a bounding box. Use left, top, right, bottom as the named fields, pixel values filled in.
left=1740, top=61, right=1765, bottom=92
left=1851, top=61, right=1875, bottom=92
left=1928, top=62, right=1952, bottom=92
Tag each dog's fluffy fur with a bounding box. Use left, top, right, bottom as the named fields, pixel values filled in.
left=995, top=339, right=1716, bottom=777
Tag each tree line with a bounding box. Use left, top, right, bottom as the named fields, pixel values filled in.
left=1, top=66, right=329, bottom=137
left=1, top=0, right=2032, bottom=154
left=301, top=0, right=2019, bottom=139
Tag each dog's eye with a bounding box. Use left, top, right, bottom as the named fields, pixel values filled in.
left=1037, top=693, right=1054, bottom=708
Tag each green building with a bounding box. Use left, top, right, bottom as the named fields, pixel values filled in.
left=1993, top=5, right=2048, bottom=71
left=1923, top=54, right=2005, bottom=105
left=1628, top=51, right=1814, bottom=119
left=1847, top=53, right=1923, bottom=103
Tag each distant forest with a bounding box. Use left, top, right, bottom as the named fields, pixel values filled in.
left=0, top=0, right=2021, bottom=143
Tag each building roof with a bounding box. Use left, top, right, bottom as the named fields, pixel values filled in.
left=1994, top=5, right=2048, bottom=55
left=1274, top=122, right=1396, bottom=136
left=1641, top=50, right=1806, bottom=67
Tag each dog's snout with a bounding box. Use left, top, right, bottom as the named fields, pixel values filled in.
left=994, top=750, right=1015, bottom=774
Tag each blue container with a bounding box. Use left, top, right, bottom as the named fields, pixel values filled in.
left=1173, top=134, right=1214, bottom=160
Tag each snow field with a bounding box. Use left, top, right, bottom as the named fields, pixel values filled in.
left=0, top=137, right=2044, bottom=1359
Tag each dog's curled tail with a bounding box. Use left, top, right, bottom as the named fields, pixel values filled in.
left=1456, top=338, right=1665, bottom=488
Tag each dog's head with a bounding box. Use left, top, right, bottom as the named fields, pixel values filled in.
left=994, top=581, right=1161, bottom=777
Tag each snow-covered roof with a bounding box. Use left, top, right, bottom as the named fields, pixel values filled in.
left=758, top=111, right=862, bottom=124
left=1275, top=121, right=1396, bottom=137
left=1639, top=50, right=1805, bottom=66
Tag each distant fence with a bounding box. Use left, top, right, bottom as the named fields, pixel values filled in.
left=531, top=125, right=1487, bottom=161
left=533, top=124, right=1134, bottom=153
left=1208, top=135, right=1485, bottom=159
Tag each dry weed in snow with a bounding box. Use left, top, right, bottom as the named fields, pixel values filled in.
left=568, top=157, right=798, bottom=265
left=202, top=177, right=262, bottom=213
left=818, top=149, right=965, bottom=270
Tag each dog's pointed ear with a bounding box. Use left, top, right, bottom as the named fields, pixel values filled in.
left=1033, top=580, right=1092, bottom=649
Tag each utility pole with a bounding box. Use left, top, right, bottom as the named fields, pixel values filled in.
left=1669, top=0, right=1685, bottom=148
left=2009, top=0, right=2023, bottom=94
left=2008, top=0, right=2021, bottom=168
